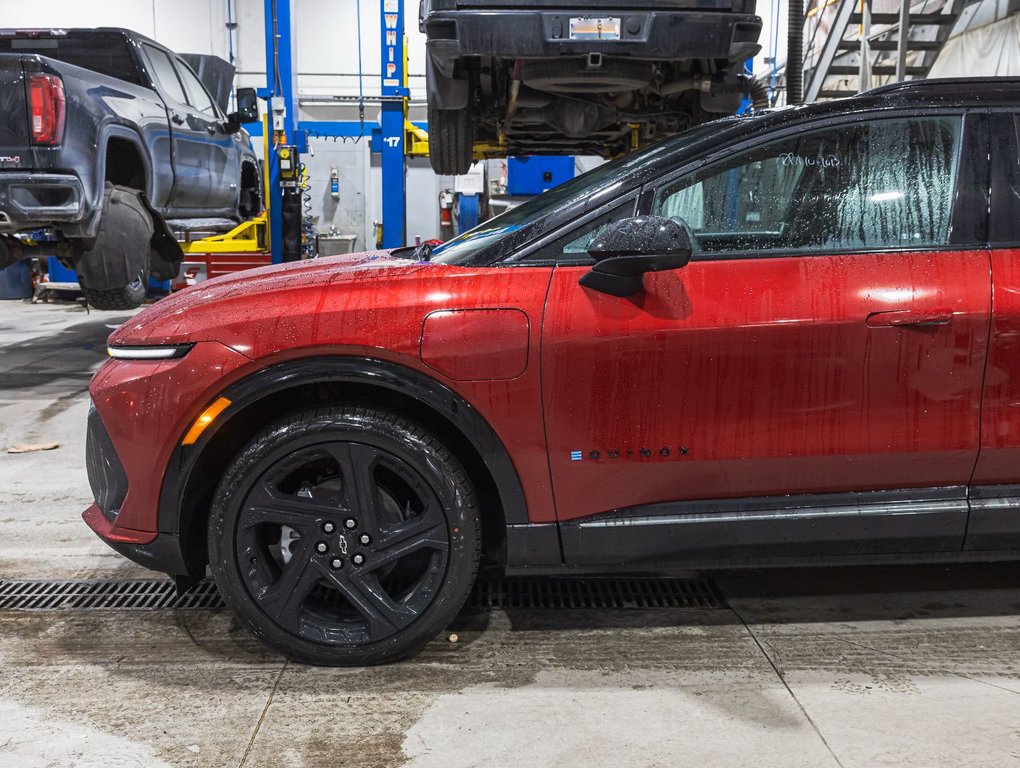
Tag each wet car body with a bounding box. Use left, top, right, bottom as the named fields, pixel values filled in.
left=84, top=78, right=1020, bottom=663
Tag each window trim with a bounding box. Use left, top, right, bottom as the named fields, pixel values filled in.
left=640, top=108, right=981, bottom=263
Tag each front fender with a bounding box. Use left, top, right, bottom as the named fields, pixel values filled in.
left=157, top=355, right=530, bottom=533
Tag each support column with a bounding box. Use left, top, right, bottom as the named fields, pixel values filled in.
left=262, top=0, right=302, bottom=263
left=380, top=0, right=407, bottom=249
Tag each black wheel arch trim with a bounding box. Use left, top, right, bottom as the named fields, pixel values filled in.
left=157, top=355, right=531, bottom=543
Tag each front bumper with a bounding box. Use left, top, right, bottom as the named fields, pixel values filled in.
left=0, top=172, right=86, bottom=233
left=82, top=341, right=252, bottom=576
left=424, top=9, right=762, bottom=62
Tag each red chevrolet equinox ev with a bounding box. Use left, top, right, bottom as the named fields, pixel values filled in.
left=85, top=79, right=1020, bottom=665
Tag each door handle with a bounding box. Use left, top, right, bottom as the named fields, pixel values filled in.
left=206, top=125, right=217, bottom=135
left=866, top=309, right=953, bottom=328
left=171, top=113, right=185, bottom=125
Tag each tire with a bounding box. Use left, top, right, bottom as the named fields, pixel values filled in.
left=427, top=105, right=474, bottom=176
left=79, top=269, right=147, bottom=311
left=77, top=183, right=152, bottom=310
left=520, top=59, right=654, bottom=94
left=208, top=405, right=481, bottom=666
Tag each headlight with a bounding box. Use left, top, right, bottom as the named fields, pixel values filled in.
left=106, top=344, right=193, bottom=360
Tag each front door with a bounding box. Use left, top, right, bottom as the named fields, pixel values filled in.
left=541, top=113, right=990, bottom=564
left=142, top=44, right=237, bottom=215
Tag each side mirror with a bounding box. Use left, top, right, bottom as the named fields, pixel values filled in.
left=580, top=216, right=693, bottom=297
left=225, top=87, right=259, bottom=133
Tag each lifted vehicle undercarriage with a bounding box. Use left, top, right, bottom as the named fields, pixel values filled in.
left=421, top=0, right=764, bottom=173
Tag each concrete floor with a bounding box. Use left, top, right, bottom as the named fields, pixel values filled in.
left=2, top=299, right=1020, bottom=768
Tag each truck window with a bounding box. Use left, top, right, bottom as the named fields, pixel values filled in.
left=0, top=32, right=142, bottom=85
left=176, top=61, right=216, bottom=116
left=143, top=44, right=188, bottom=106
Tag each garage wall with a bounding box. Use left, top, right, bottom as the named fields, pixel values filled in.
left=0, top=1, right=231, bottom=62
left=2, top=1, right=440, bottom=247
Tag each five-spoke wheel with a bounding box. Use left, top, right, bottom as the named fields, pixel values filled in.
left=208, top=406, right=480, bottom=665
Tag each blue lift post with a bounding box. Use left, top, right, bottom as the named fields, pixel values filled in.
left=380, top=0, right=407, bottom=248
left=261, top=0, right=304, bottom=263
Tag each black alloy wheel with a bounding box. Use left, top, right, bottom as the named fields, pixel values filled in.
left=208, top=406, right=480, bottom=665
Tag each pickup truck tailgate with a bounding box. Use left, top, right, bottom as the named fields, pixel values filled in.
left=0, top=56, right=28, bottom=167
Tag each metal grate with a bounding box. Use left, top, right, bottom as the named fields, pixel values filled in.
left=0, top=576, right=722, bottom=612
left=0, top=578, right=223, bottom=611
left=467, top=577, right=722, bottom=610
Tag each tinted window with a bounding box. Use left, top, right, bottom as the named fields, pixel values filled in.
left=2, top=32, right=142, bottom=85
left=653, top=116, right=963, bottom=256
left=177, top=60, right=216, bottom=115
left=143, top=45, right=187, bottom=105
left=520, top=200, right=636, bottom=263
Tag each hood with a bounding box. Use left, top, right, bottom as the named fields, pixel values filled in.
left=111, top=250, right=426, bottom=349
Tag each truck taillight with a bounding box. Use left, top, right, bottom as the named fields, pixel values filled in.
left=28, top=74, right=65, bottom=145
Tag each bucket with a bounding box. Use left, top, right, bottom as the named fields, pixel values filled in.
left=0, top=259, right=32, bottom=300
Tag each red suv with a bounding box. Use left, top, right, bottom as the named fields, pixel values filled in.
left=85, top=79, right=1020, bottom=665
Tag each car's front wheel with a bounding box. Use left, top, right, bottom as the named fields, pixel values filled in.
left=208, top=405, right=481, bottom=665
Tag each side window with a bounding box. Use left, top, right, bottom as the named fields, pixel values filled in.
left=520, top=200, right=636, bottom=263
left=177, top=61, right=216, bottom=115
left=653, top=116, right=963, bottom=257
left=143, top=45, right=188, bottom=105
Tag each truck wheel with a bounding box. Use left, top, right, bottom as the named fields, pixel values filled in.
left=428, top=106, right=474, bottom=176
left=79, top=270, right=148, bottom=311
left=208, top=405, right=481, bottom=666
left=77, top=183, right=152, bottom=311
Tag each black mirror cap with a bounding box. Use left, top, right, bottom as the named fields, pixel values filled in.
left=580, top=216, right=694, bottom=297
left=587, top=215, right=694, bottom=263
left=235, top=87, right=260, bottom=123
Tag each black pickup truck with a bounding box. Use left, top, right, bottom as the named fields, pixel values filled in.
left=421, top=0, right=763, bottom=174
left=0, top=28, right=261, bottom=309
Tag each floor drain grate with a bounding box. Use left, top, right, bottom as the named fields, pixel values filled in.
left=0, top=578, right=223, bottom=611
left=467, top=577, right=723, bottom=610
left=0, top=576, right=722, bottom=612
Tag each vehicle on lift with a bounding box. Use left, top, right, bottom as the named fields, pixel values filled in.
left=420, top=0, right=763, bottom=174
left=0, top=28, right=262, bottom=310
left=86, top=79, right=1020, bottom=665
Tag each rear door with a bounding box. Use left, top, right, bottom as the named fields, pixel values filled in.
left=541, top=112, right=990, bottom=564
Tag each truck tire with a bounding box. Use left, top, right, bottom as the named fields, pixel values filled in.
left=77, top=183, right=152, bottom=311
left=428, top=106, right=474, bottom=176
left=79, top=270, right=148, bottom=311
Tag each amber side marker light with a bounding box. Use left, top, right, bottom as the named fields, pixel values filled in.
left=182, top=397, right=232, bottom=446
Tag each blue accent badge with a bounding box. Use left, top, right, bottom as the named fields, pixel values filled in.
left=570, top=451, right=583, bottom=461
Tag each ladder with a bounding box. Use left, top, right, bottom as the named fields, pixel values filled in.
left=803, top=0, right=975, bottom=102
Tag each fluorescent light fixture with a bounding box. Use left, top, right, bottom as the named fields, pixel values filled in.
left=107, top=344, right=193, bottom=360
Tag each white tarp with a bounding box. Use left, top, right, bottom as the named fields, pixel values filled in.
left=930, top=13, right=1020, bottom=77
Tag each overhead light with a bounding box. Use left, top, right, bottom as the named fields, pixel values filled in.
left=107, top=344, right=193, bottom=360
left=869, top=191, right=903, bottom=203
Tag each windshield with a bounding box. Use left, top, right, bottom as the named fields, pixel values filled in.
left=430, top=120, right=734, bottom=266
